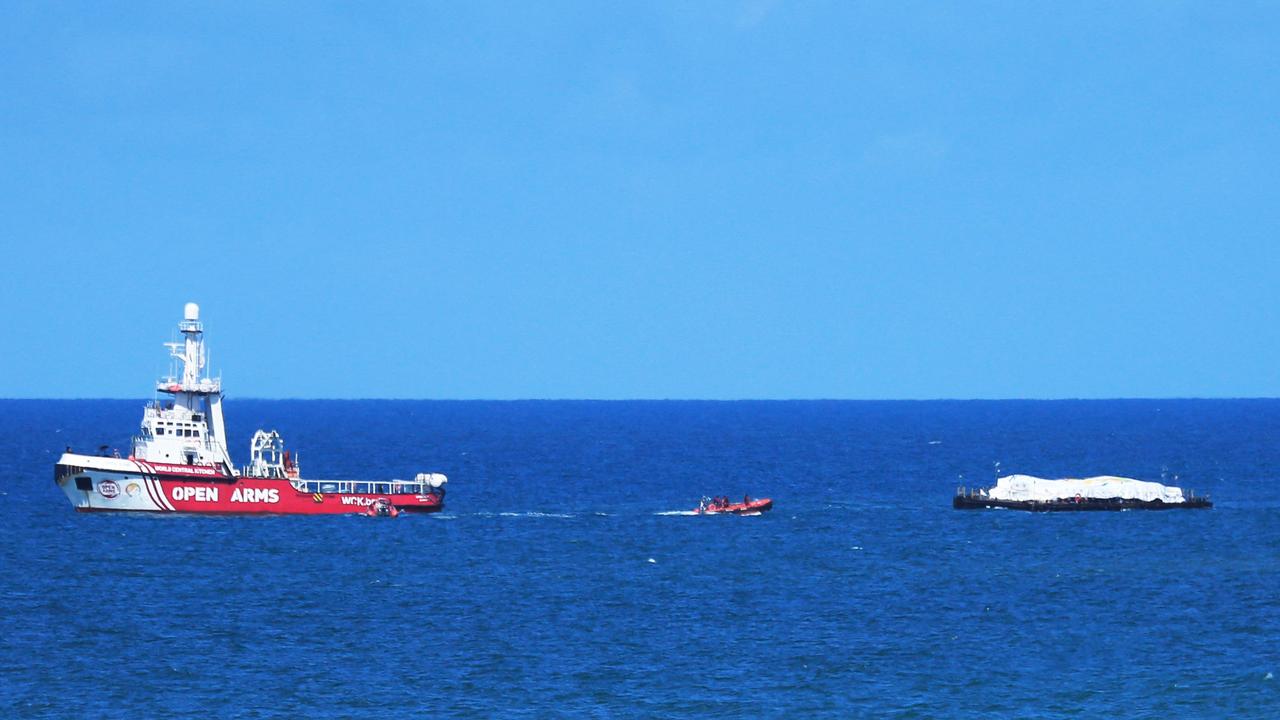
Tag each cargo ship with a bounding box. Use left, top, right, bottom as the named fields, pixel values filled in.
left=953, top=474, right=1210, bottom=511
left=54, top=303, right=446, bottom=514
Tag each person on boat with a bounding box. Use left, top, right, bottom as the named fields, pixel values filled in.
left=743, top=494, right=751, bottom=505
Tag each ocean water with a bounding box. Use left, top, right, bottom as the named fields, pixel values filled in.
left=1, top=399, right=1277, bottom=718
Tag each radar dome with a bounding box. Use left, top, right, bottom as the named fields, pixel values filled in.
left=184, top=302, right=200, bottom=322
left=416, top=472, right=448, bottom=488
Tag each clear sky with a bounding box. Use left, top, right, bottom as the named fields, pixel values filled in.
left=1, top=2, right=1277, bottom=399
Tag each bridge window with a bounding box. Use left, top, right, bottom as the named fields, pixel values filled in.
left=156, top=427, right=165, bottom=435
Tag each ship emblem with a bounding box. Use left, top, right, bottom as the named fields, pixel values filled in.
left=125, top=482, right=141, bottom=498
left=98, top=480, right=120, bottom=499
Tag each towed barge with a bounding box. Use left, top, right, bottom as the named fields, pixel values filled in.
left=954, top=474, right=1211, bottom=511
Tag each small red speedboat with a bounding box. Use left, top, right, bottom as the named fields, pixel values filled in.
left=364, top=498, right=400, bottom=518
left=695, top=496, right=773, bottom=515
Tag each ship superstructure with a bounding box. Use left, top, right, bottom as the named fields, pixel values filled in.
left=135, top=303, right=232, bottom=469
left=54, top=304, right=446, bottom=514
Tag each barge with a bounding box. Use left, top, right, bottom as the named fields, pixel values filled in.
left=954, top=474, right=1211, bottom=511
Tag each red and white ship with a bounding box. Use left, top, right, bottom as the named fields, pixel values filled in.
left=54, top=303, right=446, bottom=515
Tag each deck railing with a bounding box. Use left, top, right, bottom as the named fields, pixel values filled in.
left=289, top=479, right=438, bottom=496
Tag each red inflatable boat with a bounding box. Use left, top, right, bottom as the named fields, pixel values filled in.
left=364, top=498, right=401, bottom=518
left=695, top=496, right=773, bottom=515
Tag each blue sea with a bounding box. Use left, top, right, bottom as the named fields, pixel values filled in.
left=2, top=399, right=1278, bottom=718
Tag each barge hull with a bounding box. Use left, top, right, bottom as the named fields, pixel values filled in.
left=953, top=496, right=1212, bottom=511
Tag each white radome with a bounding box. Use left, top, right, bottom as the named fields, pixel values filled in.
left=184, top=302, right=200, bottom=322
left=416, top=472, right=448, bottom=488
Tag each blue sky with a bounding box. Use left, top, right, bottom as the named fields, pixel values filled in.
left=1, top=2, right=1278, bottom=399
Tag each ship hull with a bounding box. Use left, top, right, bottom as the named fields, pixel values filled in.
left=56, top=455, right=443, bottom=515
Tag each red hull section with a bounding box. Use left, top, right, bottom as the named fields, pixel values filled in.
left=87, top=461, right=443, bottom=515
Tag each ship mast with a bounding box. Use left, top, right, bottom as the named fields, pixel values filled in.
left=165, top=303, right=214, bottom=392
left=156, top=303, right=232, bottom=468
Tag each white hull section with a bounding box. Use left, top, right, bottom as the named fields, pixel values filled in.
left=56, top=461, right=175, bottom=512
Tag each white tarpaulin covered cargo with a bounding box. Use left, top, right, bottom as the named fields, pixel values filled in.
left=985, top=475, right=1185, bottom=503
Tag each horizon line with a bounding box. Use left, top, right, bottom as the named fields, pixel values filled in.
left=3, top=396, right=1277, bottom=402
